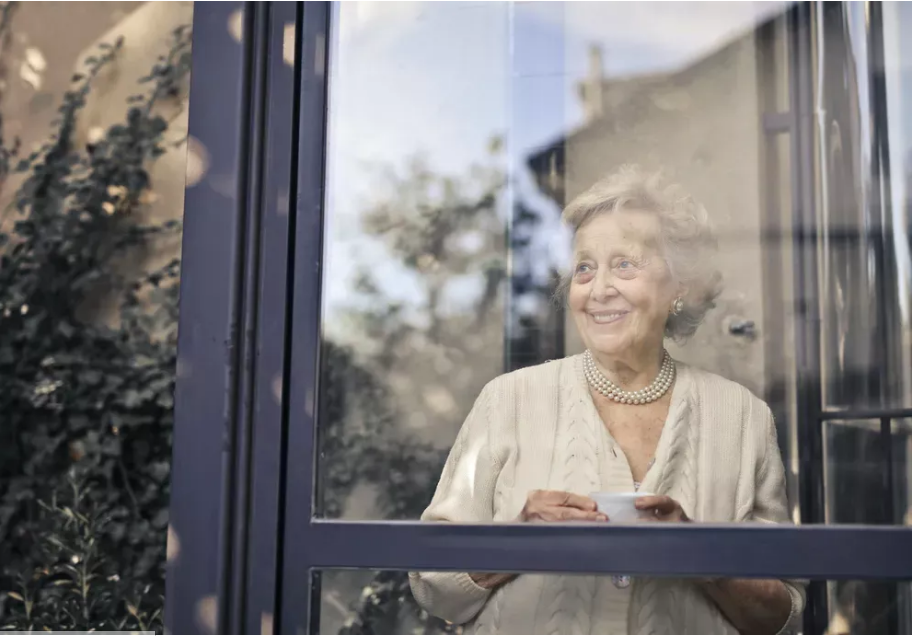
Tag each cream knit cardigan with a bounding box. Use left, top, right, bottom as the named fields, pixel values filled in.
left=409, top=354, right=805, bottom=635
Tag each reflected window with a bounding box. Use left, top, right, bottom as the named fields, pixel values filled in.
left=318, top=570, right=909, bottom=636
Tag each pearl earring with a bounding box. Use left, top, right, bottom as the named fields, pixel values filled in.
left=671, top=297, right=684, bottom=315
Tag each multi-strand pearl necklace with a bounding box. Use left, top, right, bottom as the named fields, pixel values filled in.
left=583, top=349, right=675, bottom=405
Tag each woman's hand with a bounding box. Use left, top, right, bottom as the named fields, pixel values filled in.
left=469, top=572, right=515, bottom=590
left=469, top=491, right=605, bottom=592
left=519, top=490, right=607, bottom=523
left=634, top=494, right=691, bottom=522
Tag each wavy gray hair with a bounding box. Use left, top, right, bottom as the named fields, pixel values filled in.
left=558, top=165, right=722, bottom=342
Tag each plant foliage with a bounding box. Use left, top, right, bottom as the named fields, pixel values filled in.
left=0, top=25, right=191, bottom=631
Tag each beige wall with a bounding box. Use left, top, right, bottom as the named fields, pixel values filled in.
left=74, top=1, right=193, bottom=324
left=0, top=2, right=140, bottom=163
left=0, top=1, right=192, bottom=326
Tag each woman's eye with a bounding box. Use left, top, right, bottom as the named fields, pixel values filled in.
left=575, top=263, right=592, bottom=274
left=613, top=259, right=640, bottom=278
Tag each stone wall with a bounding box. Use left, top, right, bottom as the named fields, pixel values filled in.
left=0, top=1, right=192, bottom=325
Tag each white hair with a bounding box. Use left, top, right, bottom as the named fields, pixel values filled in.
left=558, top=165, right=722, bottom=342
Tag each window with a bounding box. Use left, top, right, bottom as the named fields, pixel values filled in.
left=167, top=3, right=911, bottom=634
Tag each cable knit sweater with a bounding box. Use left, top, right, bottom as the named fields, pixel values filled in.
left=409, top=354, right=805, bottom=635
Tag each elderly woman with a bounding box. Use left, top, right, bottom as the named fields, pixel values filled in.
left=409, top=166, right=804, bottom=635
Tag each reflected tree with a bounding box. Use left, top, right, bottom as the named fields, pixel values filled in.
left=323, top=149, right=508, bottom=634
left=319, top=342, right=448, bottom=521
left=323, top=145, right=565, bottom=633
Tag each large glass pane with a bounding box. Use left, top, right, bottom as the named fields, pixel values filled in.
left=822, top=416, right=911, bottom=527
left=317, top=570, right=909, bottom=635
left=318, top=0, right=808, bottom=518
left=893, top=418, right=912, bottom=526
left=0, top=2, right=191, bottom=631
left=881, top=1, right=912, bottom=411
left=816, top=2, right=912, bottom=410
left=320, top=2, right=510, bottom=521
left=315, top=0, right=908, bottom=562
left=307, top=3, right=910, bottom=634
left=825, top=579, right=910, bottom=636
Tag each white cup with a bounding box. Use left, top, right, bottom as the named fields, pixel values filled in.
left=589, top=491, right=655, bottom=522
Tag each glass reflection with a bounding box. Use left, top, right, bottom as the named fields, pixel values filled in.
left=881, top=2, right=913, bottom=412
left=318, top=571, right=910, bottom=636
left=321, top=2, right=510, bottom=522
left=820, top=416, right=910, bottom=529
left=315, top=1, right=911, bottom=634
left=823, top=419, right=905, bottom=525
left=893, top=418, right=912, bottom=526
left=826, top=579, right=909, bottom=636
left=320, top=0, right=804, bottom=517
left=316, top=2, right=910, bottom=632
left=815, top=2, right=912, bottom=410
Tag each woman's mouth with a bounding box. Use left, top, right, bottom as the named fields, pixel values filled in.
left=589, top=311, right=628, bottom=325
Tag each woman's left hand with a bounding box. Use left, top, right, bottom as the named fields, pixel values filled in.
left=634, top=494, right=691, bottom=522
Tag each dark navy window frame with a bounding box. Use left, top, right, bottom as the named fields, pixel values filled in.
left=165, top=3, right=912, bottom=634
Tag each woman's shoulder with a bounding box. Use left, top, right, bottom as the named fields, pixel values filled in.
left=680, top=362, right=772, bottom=420
left=680, top=364, right=777, bottom=459
left=478, top=356, right=576, bottom=399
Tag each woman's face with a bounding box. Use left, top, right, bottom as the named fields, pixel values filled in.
left=568, top=210, right=678, bottom=361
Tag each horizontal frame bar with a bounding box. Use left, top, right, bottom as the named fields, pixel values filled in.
left=304, top=520, right=911, bottom=581
left=818, top=408, right=912, bottom=421
left=278, top=2, right=330, bottom=635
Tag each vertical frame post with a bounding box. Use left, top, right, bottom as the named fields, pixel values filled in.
left=244, top=3, right=302, bottom=634
left=165, top=2, right=254, bottom=632
left=166, top=3, right=299, bottom=633
left=786, top=3, right=829, bottom=633
left=278, top=2, right=331, bottom=634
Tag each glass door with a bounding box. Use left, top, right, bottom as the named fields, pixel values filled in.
left=165, top=2, right=912, bottom=634
left=277, top=2, right=911, bottom=634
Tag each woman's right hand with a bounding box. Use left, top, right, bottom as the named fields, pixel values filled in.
left=469, top=491, right=604, bottom=591
left=518, top=490, right=607, bottom=523
left=469, top=572, right=515, bottom=590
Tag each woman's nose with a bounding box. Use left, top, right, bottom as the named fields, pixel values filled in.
left=589, top=273, right=617, bottom=301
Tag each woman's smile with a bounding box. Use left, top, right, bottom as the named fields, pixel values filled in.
left=587, top=310, right=629, bottom=326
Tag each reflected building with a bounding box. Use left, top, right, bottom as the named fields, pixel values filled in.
left=527, top=34, right=775, bottom=397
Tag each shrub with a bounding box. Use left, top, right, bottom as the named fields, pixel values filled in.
left=0, top=25, right=190, bottom=631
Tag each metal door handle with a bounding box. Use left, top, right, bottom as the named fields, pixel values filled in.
left=728, top=319, right=756, bottom=338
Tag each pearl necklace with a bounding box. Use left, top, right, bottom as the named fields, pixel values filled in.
left=583, top=349, right=675, bottom=405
